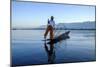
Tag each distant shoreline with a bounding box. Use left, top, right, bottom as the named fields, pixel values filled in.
left=12, top=21, right=96, bottom=30
left=12, top=28, right=96, bottom=30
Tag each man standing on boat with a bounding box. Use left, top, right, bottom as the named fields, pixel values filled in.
left=44, top=16, right=55, bottom=40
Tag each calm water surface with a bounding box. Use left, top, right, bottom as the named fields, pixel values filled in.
left=11, top=30, right=96, bottom=66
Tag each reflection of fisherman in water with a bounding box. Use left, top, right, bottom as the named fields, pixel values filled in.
left=44, top=40, right=55, bottom=64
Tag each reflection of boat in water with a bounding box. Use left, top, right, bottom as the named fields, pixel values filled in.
left=47, top=31, right=70, bottom=44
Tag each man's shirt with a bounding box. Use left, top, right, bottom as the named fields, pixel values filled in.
left=48, top=20, right=55, bottom=28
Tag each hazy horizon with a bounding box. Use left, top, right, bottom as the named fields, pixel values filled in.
left=12, top=21, right=95, bottom=29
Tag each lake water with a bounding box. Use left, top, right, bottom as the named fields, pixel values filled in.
left=11, top=30, right=96, bottom=66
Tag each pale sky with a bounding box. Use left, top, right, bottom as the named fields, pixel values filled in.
left=12, top=1, right=95, bottom=28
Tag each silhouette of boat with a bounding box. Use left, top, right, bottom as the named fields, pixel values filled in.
left=47, top=31, right=70, bottom=44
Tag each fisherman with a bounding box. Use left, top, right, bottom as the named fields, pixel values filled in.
left=44, top=16, right=55, bottom=40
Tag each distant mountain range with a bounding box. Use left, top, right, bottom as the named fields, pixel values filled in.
left=37, top=21, right=95, bottom=30
left=12, top=21, right=96, bottom=30
left=56, top=21, right=95, bottom=30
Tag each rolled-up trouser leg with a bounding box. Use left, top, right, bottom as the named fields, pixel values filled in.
left=44, top=26, right=50, bottom=38
left=44, top=25, right=54, bottom=39
left=50, top=26, right=54, bottom=40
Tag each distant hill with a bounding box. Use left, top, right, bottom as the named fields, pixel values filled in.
left=56, top=21, right=95, bottom=30
left=37, top=21, right=96, bottom=30
left=12, top=21, right=96, bottom=30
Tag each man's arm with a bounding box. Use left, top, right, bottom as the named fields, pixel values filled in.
left=47, top=19, right=49, bottom=27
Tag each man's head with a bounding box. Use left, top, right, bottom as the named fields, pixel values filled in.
left=50, top=16, right=54, bottom=20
